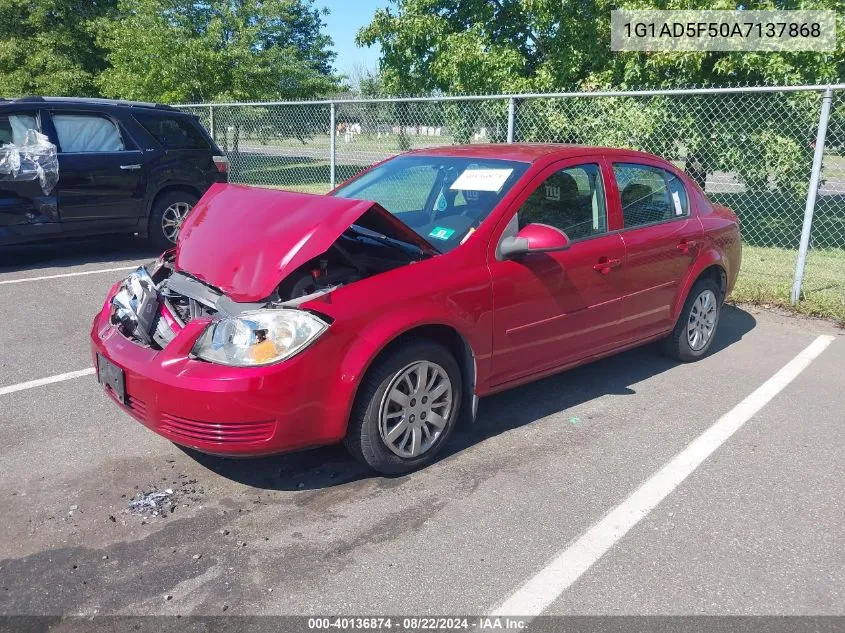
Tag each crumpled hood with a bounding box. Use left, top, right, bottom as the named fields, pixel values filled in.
left=175, top=183, right=435, bottom=302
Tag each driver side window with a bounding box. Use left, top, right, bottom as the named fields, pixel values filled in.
left=518, top=163, right=607, bottom=241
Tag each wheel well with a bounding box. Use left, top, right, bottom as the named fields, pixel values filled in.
left=696, top=265, right=727, bottom=300
left=147, top=185, right=202, bottom=218
left=366, top=324, right=477, bottom=423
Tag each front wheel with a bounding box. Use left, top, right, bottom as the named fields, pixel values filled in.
left=663, top=278, right=722, bottom=362
left=344, top=340, right=462, bottom=475
left=148, top=191, right=198, bottom=250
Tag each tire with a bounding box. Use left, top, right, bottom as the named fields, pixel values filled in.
left=148, top=191, right=199, bottom=250
left=663, top=278, right=722, bottom=362
left=344, top=340, right=462, bottom=475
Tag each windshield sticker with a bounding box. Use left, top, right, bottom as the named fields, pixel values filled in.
left=429, top=226, right=456, bottom=240
left=449, top=168, right=513, bottom=192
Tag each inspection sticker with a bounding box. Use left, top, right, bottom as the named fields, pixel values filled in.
left=450, top=168, right=513, bottom=192
left=671, top=190, right=683, bottom=215
left=429, top=226, right=456, bottom=240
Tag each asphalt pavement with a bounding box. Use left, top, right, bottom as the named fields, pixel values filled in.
left=0, top=237, right=843, bottom=619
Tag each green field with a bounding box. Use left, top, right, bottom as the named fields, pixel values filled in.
left=732, top=246, right=845, bottom=323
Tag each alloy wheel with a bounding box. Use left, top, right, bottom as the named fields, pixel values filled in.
left=378, top=360, right=453, bottom=459
left=161, top=202, right=193, bottom=243
left=687, top=289, right=718, bottom=351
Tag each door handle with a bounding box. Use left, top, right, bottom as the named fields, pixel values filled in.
left=120, top=164, right=142, bottom=170
left=676, top=239, right=698, bottom=253
left=593, top=257, right=622, bottom=275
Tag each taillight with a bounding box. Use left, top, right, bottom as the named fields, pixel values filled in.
left=212, top=155, right=229, bottom=174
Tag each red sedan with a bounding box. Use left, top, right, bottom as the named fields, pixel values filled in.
left=91, top=144, right=741, bottom=474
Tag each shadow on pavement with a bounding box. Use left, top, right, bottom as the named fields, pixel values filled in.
left=0, top=235, right=159, bottom=275
left=186, top=305, right=757, bottom=492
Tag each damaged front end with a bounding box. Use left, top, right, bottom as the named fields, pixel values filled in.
left=108, top=184, right=437, bottom=366
left=108, top=254, right=331, bottom=366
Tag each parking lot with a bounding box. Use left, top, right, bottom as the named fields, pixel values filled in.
left=1, top=238, right=843, bottom=618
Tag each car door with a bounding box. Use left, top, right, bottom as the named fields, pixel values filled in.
left=48, top=110, right=146, bottom=225
left=0, top=108, right=61, bottom=244
left=608, top=160, right=704, bottom=339
left=487, top=158, right=627, bottom=387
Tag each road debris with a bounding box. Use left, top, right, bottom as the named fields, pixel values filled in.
left=127, top=488, right=176, bottom=517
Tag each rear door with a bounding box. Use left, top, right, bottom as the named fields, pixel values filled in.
left=609, top=160, right=703, bottom=339
left=49, top=110, right=146, bottom=225
left=131, top=111, right=223, bottom=193
left=0, top=108, right=61, bottom=244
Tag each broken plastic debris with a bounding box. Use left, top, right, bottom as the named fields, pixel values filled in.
left=0, top=129, right=59, bottom=194
left=127, top=489, right=176, bottom=517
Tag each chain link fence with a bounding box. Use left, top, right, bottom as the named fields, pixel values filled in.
left=180, top=85, right=845, bottom=321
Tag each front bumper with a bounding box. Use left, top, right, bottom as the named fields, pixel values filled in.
left=90, top=299, right=349, bottom=456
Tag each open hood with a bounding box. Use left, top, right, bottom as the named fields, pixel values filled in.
left=175, top=183, right=436, bottom=302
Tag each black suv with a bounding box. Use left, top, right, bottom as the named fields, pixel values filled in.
left=0, top=97, right=228, bottom=249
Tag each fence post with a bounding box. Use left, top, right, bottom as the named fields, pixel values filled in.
left=791, top=87, right=833, bottom=305
left=507, top=97, right=515, bottom=143
left=329, top=102, right=336, bottom=190
left=209, top=105, right=215, bottom=142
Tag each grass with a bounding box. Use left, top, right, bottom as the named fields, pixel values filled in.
left=222, top=133, right=456, bottom=153
left=731, top=245, right=845, bottom=324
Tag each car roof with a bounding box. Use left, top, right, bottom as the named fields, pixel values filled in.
left=0, top=96, right=178, bottom=112
left=405, top=143, right=666, bottom=164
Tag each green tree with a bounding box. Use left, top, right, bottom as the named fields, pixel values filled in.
left=0, top=0, right=117, bottom=96
left=358, top=0, right=844, bottom=94
left=358, top=1, right=844, bottom=199
left=96, top=0, right=339, bottom=103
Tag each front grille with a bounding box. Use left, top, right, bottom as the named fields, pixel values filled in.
left=159, top=414, right=275, bottom=444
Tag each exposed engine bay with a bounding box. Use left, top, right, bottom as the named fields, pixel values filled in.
left=109, top=224, right=430, bottom=351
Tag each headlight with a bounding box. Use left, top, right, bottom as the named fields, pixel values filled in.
left=192, top=309, right=328, bottom=367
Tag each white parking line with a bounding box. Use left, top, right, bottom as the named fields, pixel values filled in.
left=492, top=334, right=835, bottom=618
left=0, top=265, right=139, bottom=285
left=0, top=368, right=96, bottom=397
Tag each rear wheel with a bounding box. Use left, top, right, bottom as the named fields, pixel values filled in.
left=664, top=278, right=722, bottom=362
left=148, top=191, right=198, bottom=250
left=344, top=340, right=462, bottom=475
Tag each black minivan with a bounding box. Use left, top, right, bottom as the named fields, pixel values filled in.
left=0, top=97, right=228, bottom=249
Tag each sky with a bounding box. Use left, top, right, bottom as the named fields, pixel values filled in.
left=318, top=0, right=388, bottom=80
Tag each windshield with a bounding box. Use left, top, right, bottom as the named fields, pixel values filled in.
left=332, top=155, right=529, bottom=253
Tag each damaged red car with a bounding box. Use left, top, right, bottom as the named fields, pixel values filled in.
left=91, top=145, right=741, bottom=474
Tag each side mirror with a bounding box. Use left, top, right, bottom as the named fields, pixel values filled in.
left=500, top=223, right=571, bottom=259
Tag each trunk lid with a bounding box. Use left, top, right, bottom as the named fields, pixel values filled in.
left=175, top=183, right=435, bottom=302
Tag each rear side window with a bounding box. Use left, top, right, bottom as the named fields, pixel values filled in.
left=134, top=113, right=210, bottom=150
left=53, top=113, right=125, bottom=152
left=613, top=163, right=688, bottom=228
left=0, top=112, right=38, bottom=145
